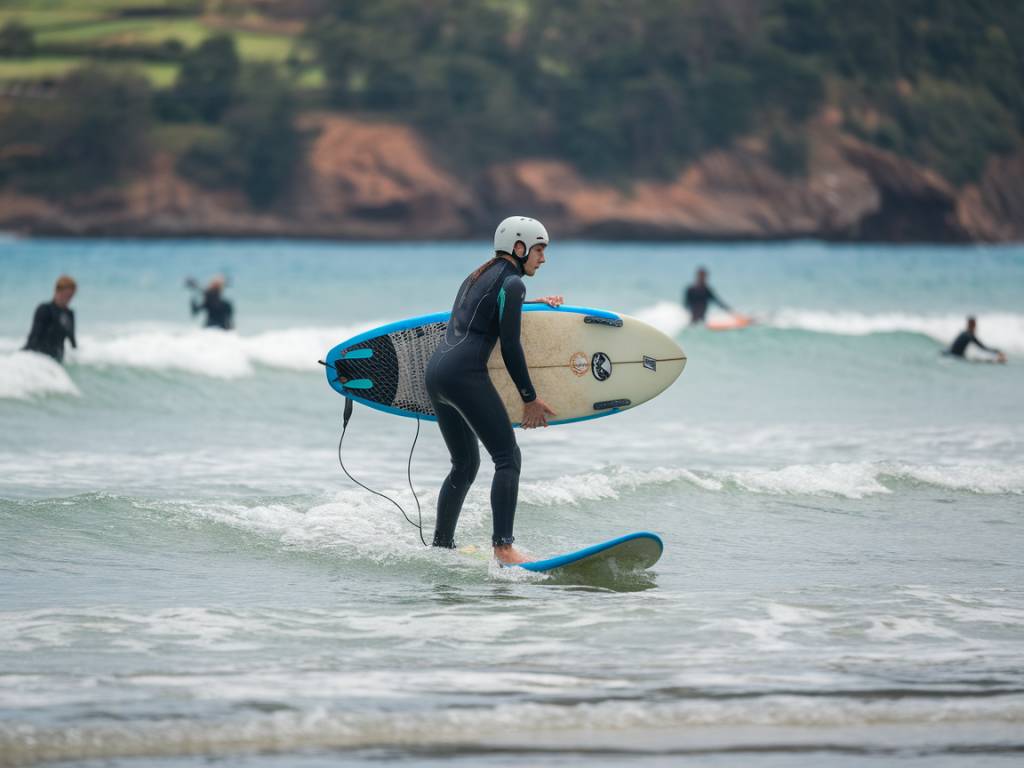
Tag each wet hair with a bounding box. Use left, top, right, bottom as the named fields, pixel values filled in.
left=55, top=275, right=76, bottom=291
left=469, top=253, right=516, bottom=285
left=967, top=315, right=976, bottom=325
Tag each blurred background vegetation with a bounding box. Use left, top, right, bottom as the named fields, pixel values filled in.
left=0, top=0, right=1021, bottom=208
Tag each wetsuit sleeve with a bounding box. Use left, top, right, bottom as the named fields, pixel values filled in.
left=190, top=297, right=202, bottom=316
left=68, top=310, right=76, bottom=349
left=708, top=288, right=731, bottom=311
left=24, top=303, right=49, bottom=351
left=224, top=301, right=234, bottom=330
left=970, top=333, right=1000, bottom=354
left=683, top=287, right=693, bottom=309
left=498, top=276, right=537, bottom=403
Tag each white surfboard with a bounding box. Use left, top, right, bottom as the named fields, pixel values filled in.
left=324, top=305, right=686, bottom=426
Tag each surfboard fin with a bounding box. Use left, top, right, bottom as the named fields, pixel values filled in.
left=342, top=348, right=374, bottom=360
left=342, top=379, right=374, bottom=390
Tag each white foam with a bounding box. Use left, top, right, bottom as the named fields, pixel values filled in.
left=0, top=350, right=80, bottom=400
left=895, top=463, right=1024, bottom=495
left=22, top=321, right=382, bottom=379
left=632, top=301, right=690, bottom=337
left=519, top=466, right=722, bottom=506
left=518, top=461, right=1024, bottom=502
left=865, top=616, right=962, bottom=641
left=631, top=302, right=1024, bottom=355
left=771, top=309, right=1024, bottom=354
left=727, top=462, right=892, bottom=499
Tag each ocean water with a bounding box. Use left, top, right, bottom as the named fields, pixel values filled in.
left=1, top=238, right=1022, bottom=767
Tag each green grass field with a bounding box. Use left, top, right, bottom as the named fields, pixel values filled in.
left=0, top=1, right=312, bottom=85
left=0, top=56, right=179, bottom=86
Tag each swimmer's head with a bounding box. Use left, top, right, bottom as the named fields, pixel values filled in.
left=54, top=275, right=76, bottom=306
left=967, top=315, right=977, bottom=332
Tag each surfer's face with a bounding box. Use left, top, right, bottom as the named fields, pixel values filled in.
left=523, top=244, right=546, bottom=276
left=54, top=286, right=76, bottom=308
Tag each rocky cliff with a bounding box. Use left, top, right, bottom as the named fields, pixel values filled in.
left=0, top=113, right=1020, bottom=242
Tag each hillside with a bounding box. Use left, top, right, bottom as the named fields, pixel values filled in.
left=1, top=0, right=1022, bottom=241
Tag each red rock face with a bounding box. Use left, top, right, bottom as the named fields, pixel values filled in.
left=0, top=114, right=1019, bottom=242
left=956, top=151, right=1024, bottom=243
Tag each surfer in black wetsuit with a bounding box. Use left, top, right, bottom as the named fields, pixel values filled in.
left=683, top=267, right=731, bottom=324
left=426, top=216, right=562, bottom=565
left=23, top=275, right=77, bottom=363
left=188, top=276, right=234, bottom=330
left=946, top=316, right=1006, bottom=363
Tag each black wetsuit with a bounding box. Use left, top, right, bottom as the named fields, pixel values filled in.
left=191, top=291, right=233, bottom=330
left=23, top=301, right=76, bottom=363
left=947, top=330, right=1000, bottom=358
left=683, top=283, right=729, bottom=323
left=425, top=257, right=536, bottom=548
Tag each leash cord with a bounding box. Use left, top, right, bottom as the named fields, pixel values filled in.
left=336, top=399, right=427, bottom=547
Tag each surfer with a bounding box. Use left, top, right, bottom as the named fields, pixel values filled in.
left=945, top=316, right=1006, bottom=363
left=23, top=275, right=77, bottom=363
left=187, top=275, right=234, bottom=330
left=683, top=267, right=732, bottom=324
left=425, top=216, right=561, bottom=565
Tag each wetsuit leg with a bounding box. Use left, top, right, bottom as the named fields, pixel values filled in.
left=449, top=374, right=521, bottom=547
left=431, top=399, right=479, bottom=548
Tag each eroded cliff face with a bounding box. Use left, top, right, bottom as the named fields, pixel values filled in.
left=956, top=152, right=1024, bottom=243
left=0, top=113, right=1020, bottom=241
left=0, top=114, right=477, bottom=239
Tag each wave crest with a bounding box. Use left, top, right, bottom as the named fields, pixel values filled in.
left=0, top=351, right=80, bottom=400
left=633, top=301, right=1024, bottom=354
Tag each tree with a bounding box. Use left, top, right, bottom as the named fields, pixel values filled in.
left=172, top=34, right=240, bottom=122
left=1, top=66, right=151, bottom=196
left=178, top=64, right=300, bottom=208
left=0, top=20, right=34, bottom=57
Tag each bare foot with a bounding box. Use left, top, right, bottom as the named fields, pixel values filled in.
left=493, top=544, right=532, bottom=565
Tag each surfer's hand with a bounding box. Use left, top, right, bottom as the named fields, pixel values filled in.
left=534, top=295, right=563, bottom=308
left=522, top=398, right=556, bottom=428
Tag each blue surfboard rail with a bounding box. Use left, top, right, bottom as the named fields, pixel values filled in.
left=515, top=531, right=664, bottom=572
left=323, top=304, right=626, bottom=426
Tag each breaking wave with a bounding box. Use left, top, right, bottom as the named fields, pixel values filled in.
left=634, top=302, right=1024, bottom=354
left=0, top=350, right=80, bottom=400
left=0, top=322, right=379, bottom=385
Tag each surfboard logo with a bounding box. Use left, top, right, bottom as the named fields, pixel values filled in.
left=570, top=352, right=588, bottom=376
left=643, top=355, right=657, bottom=371
left=591, top=352, right=612, bottom=381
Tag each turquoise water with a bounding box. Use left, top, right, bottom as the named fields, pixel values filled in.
left=1, top=238, right=1022, bottom=766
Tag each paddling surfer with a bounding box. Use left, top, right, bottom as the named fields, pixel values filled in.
left=683, top=267, right=732, bottom=324
left=945, top=316, right=1006, bottom=363
left=425, top=216, right=561, bottom=565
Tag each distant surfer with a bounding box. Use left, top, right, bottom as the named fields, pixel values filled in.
left=425, top=216, right=561, bottom=565
left=23, top=275, right=77, bottom=363
left=945, top=316, right=1006, bottom=363
left=187, top=275, right=234, bottom=330
left=683, top=267, right=732, bottom=324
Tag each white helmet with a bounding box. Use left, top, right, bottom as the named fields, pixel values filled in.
left=494, top=216, right=549, bottom=260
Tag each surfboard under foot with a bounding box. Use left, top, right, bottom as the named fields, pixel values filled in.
left=512, top=531, right=663, bottom=577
